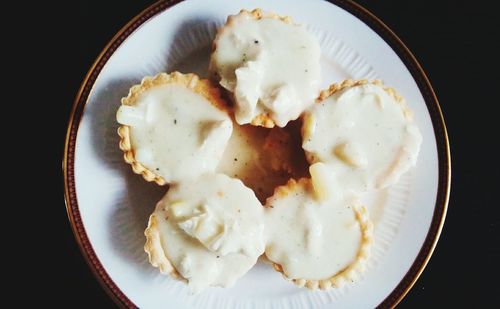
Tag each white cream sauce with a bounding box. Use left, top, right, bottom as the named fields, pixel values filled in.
left=264, top=179, right=362, bottom=280
left=117, top=84, right=232, bottom=183
left=212, top=12, right=321, bottom=127
left=150, top=173, right=265, bottom=293
left=302, top=84, right=422, bottom=196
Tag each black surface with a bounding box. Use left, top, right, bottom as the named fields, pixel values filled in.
left=58, top=0, right=499, bottom=307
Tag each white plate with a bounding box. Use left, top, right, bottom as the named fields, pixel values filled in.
left=64, top=0, right=450, bottom=308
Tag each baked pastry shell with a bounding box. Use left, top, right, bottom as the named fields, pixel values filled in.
left=117, top=72, right=230, bottom=185
left=302, top=79, right=413, bottom=163
left=209, top=9, right=295, bottom=128
left=264, top=178, right=374, bottom=290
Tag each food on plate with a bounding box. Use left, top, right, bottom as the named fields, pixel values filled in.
left=216, top=119, right=308, bottom=203
left=210, top=9, right=321, bottom=128
left=144, top=173, right=265, bottom=293
left=264, top=178, right=373, bottom=289
left=111, top=9, right=423, bottom=294
left=116, top=72, right=232, bottom=184
left=302, top=80, right=422, bottom=197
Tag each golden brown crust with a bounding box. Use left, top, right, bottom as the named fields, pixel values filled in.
left=250, top=113, right=276, bottom=128
left=264, top=177, right=310, bottom=204
left=238, top=8, right=293, bottom=23
left=316, top=79, right=412, bottom=119
left=210, top=9, right=295, bottom=128
left=211, top=9, right=293, bottom=55
left=262, top=127, right=295, bottom=173
left=144, top=214, right=183, bottom=280
left=117, top=72, right=230, bottom=185
left=264, top=178, right=374, bottom=290
left=117, top=125, right=166, bottom=185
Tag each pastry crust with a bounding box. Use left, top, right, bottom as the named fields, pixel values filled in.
left=144, top=213, right=183, bottom=280
left=210, top=9, right=294, bottom=128
left=263, top=127, right=295, bottom=174
left=117, top=72, right=230, bottom=185
left=143, top=173, right=266, bottom=288
left=264, top=178, right=374, bottom=290
left=316, top=79, right=412, bottom=120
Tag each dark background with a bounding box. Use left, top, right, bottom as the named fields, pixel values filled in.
left=57, top=0, right=499, bottom=307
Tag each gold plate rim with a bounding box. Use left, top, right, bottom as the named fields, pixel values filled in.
left=62, top=1, right=451, bottom=308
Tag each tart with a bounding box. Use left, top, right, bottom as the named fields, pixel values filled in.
left=264, top=178, right=373, bottom=289
left=302, top=80, right=422, bottom=196
left=210, top=9, right=321, bottom=128
left=144, top=173, right=265, bottom=293
left=116, top=72, right=233, bottom=185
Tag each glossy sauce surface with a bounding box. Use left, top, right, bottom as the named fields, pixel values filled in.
left=303, top=84, right=422, bottom=196
left=148, top=173, right=264, bottom=293
left=264, top=179, right=363, bottom=280
left=212, top=11, right=321, bottom=127
left=117, top=83, right=232, bottom=183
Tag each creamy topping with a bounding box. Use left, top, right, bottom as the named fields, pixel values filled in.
left=302, top=83, right=422, bottom=196
left=117, top=83, right=232, bottom=183
left=264, top=179, right=366, bottom=280
left=212, top=11, right=321, bottom=127
left=147, top=173, right=265, bottom=292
